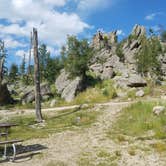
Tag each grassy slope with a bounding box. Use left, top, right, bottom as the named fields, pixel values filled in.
left=2, top=107, right=100, bottom=141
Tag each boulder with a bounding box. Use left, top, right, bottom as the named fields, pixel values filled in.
left=0, top=83, right=14, bottom=105
left=113, top=74, right=147, bottom=88
left=61, top=77, right=82, bottom=102
left=55, top=70, right=83, bottom=102
left=21, top=83, right=52, bottom=103
left=101, top=67, right=115, bottom=80
left=161, top=95, right=166, bottom=100
left=153, top=106, right=165, bottom=116
left=127, top=74, right=147, bottom=87
left=135, top=89, right=144, bottom=97
left=55, top=69, right=71, bottom=94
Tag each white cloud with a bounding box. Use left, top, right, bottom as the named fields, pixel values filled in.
left=15, top=50, right=29, bottom=61
left=4, top=37, right=27, bottom=48
left=145, top=12, right=162, bottom=20
left=0, top=0, right=90, bottom=47
left=43, top=0, right=67, bottom=6
left=117, top=29, right=125, bottom=36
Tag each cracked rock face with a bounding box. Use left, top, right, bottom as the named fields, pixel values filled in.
left=55, top=70, right=83, bottom=102
left=131, top=24, right=146, bottom=37
left=21, top=83, right=52, bottom=103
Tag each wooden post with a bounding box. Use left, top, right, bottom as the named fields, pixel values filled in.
left=0, top=57, right=4, bottom=84
left=33, top=28, right=43, bottom=122
left=28, top=31, right=32, bottom=75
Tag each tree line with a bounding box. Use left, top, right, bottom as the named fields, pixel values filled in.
left=1, top=29, right=166, bottom=87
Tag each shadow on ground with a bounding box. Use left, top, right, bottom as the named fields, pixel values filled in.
left=0, top=144, right=47, bottom=163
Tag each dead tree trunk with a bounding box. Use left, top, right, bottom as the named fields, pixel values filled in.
left=33, top=28, right=43, bottom=122
left=0, top=57, right=4, bottom=84
left=28, top=32, right=32, bottom=75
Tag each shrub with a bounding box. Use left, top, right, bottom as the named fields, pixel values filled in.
left=116, top=43, right=124, bottom=62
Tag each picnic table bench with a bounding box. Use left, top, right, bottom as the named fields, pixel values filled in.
left=0, top=123, right=23, bottom=161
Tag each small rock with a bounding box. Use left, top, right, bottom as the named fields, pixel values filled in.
left=136, top=90, right=144, bottom=97
left=75, top=117, right=81, bottom=124
left=161, top=95, right=166, bottom=100
left=153, top=106, right=165, bottom=115
left=50, top=99, right=57, bottom=107
left=42, top=95, right=50, bottom=101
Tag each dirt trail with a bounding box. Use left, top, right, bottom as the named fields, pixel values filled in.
left=0, top=101, right=134, bottom=118
left=1, top=101, right=166, bottom=166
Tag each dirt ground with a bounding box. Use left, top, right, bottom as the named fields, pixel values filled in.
left=1, top=102, right=166, bottom=166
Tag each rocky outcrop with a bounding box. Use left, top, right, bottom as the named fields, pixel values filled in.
left=0, top=82, right=14, bottom=105
left=89, top=25, right=149, bottom=83
left=131, top=24, right=146, bottom=37
left=21, top=83, right=52, bottom=103
left=91, top=31, right=117, bottom=50
left=55, top=70, right=83, bottom=102
left=159, top=53, right=166, bottom=77
left=122, top=25, right=146, bottom=64
left=113, top=74, right=147, bottom=88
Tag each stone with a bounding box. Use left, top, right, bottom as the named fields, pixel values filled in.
left=55, top=69, right=83, bottom=102
left=113, top=74, right=147, bottom=88
left=21, top=83, right=52, bottom=103
left=131, top=24, right=146, bottom=37
left=135, top=90, right=144, bottom=97
left=161, top=95, right=166, bottom=100
left=127, top=74, right=147, bottom=87
left=61, top=77, right=82, bottom=102
left=91, top=31, right=117, bottom=50
left=108, top=31, right=117, bottom=44
left=153, top=106, right=165, bottom=115
left=55, top=69, right=70, bottom=94
left=130, top=40, right=140, bottom=50
left=101, top=67, right=114, bottom=80
left=42, top=95, right=50, bottom=101
left=50, top=99, right=57, bottom=107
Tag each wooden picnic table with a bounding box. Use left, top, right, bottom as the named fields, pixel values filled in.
left=0, top=123, right=17, bottom=139
left=0, top=123, right=23, bottom=161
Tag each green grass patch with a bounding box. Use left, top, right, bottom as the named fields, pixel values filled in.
left=71, top=80, right=117, bottom=105
left=150, top=142, right=166, bottom=153
left=109, top=101, right=166, bottom=140
left=4, top=108, right=100, bottom=140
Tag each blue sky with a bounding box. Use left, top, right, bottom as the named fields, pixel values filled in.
left=0, top=0, right=166, bottom=67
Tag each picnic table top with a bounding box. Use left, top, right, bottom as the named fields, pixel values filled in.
left=0, top=123, right=17, bottom=128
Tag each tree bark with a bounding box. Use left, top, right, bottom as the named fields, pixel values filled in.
left=0, top=57, right=4, bottom=84
left=33, top=28, right=43, bottom=122
left=28, top=31, right=32, bottom=75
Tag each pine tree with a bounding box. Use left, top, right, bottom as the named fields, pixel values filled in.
left=62, top=36, right=94, bottom=80
left=136, top=36, right=161, bottom=76
left=0, top=40, right=7, bottom=79
left=9, top=63, right=19, bottom=82
left=38, top=44, right=50, bottom=82
left=20, top=54, right=26, bottom=83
